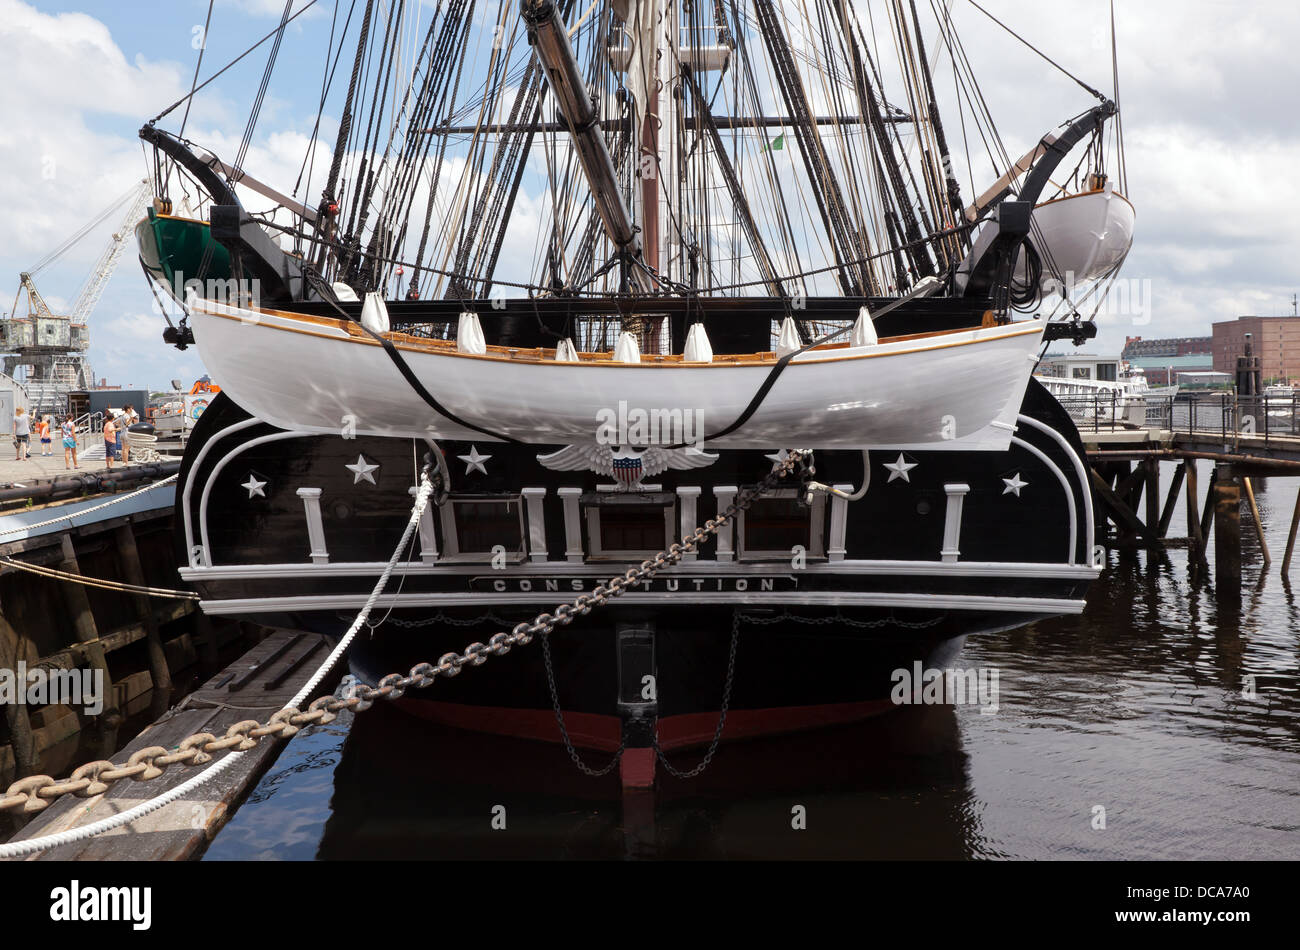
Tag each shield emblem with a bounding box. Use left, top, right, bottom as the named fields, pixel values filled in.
left=611, top=451, right=643, bottom=488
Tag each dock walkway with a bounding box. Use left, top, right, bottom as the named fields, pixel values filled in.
left=3, top=629, right=332, bottom=861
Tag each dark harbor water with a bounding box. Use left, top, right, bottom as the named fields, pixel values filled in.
left=204, top=461, right=1300, bottom=860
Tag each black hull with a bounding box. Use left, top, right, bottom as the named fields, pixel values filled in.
left=344, top=605, right=973, bottom=751
left=173, top=361, right=1096, bottom=755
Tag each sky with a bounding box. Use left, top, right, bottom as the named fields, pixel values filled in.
left=0, top=0, right=1297, bottom=392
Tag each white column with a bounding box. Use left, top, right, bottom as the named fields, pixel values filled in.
left=296, top=488, right=329, bottom=564
left=712, top=485, right=736, bottom=561
left=522, top=487, right=548, bottom=563
left=557, top=487, right=584, bottom=562
left=827, top=483, right=853, bottom=561
left=676, top=486, right=702, bottom=561
left=408, top=486, right=439, bottom=563
left=941, top=483, right=971, bottom=563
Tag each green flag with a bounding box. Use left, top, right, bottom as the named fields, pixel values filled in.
left=765, top=132, right=784, bottom=152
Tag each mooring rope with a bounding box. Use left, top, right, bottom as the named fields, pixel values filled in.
left=0, top=557, right=200, bottom=601
left=0, top=473, right=178, bottom=537
left=0, top=465, right=438, bottom=859
left=0, top=450, right=812, bottom=854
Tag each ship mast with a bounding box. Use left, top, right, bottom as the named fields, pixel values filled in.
left=522, top=0, right=645, bottom=290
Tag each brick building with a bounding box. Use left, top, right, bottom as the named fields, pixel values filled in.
left=1211, top=316, right=1300, bottom=383
left=1121, top=335, right=1214, bottom=386
left=1122, top=335, right=1212, bottom=360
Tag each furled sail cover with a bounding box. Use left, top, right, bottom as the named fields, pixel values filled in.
left=614, top=330, right=642, bottom=363
left=457, top=311, right=487, bottom=355
left=360, top=292, right=390, bottom=333
left=683, top=322, right=714, bottom=362
left=775, top=316, right=802, bottom=357
left=851, top=306, right=879, bottom=347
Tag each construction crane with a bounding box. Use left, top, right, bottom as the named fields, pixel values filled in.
left=3, top=179, right=152, bottom=409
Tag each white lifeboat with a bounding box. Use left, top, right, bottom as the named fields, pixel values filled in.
left=956, top=180, right=1135, bottom=292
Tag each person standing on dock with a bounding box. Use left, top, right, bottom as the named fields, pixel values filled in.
left=103, top=412, right=118, bottom=469
left=120, top=404, right=138, bottom=464
left=12, top=406, right=30, bottom=461
left=62, top=414, right=78, bottom=469
left=38, top=414, right=52, bottom=455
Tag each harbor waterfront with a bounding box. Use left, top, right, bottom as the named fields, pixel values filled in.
left=4, top=0, right=1300, bottom=931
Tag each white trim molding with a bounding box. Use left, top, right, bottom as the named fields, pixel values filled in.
left=408, top=485, right=439, bottom=563
left=712, top=486, right=737, bottom=561
left=557, top=487, right=584, bottom=562
left=295, top=487, right=329, bottom=564
left=941, top=483, right=971, bottom=563
left=522, top=487, right=548, bottom=562
left=198, top=590, right=1090, bottom=616
left=676, top=486, right=702, bottom=561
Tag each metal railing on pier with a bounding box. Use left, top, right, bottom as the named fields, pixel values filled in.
left=1053, top=390, right=1300, bottom=441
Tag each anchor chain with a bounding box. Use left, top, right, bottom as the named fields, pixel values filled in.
left=0, top=449, right=811, bottom=815
left=541, top=629, right=625, bottom=776
left=651, top=608, right=741, bottom=779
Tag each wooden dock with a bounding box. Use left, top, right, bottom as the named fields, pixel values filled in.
left=2, top=628, right=333, bottom=861
left=0, top=463, right=202, bottom=782
left=1079, top=410, right=1300, bottom=604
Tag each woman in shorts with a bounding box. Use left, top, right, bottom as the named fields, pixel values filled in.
left=62, top=414, right=78, bottom=469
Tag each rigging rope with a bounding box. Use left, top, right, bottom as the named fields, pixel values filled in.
left=964, top=0, right=1107, bottom=102
left=150, top=0, right=322, bottom=124
left=177, top=0, right=216, bottom=141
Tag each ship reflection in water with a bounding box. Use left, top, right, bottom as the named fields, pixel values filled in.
left=205, top=465, right=1300, bottom=861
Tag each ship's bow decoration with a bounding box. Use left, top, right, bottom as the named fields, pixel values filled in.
left=538, top=443, right=719, bottom=490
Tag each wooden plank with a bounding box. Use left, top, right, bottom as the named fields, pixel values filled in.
left=1089, top=469, right=1156, bottom=542
left=1157, top=462, right=1186, bottom=538
left=2, top=629, right=331, bottom=861
left=1144, top=460, right=1160, bottom=534
left=226, top=633, right=303, bottom=692
left=1185, top=462, right=1208, bottom=567
left=1213, top=471, right=1242, bottom=602
left=1242, top=476, right=1270, bottom=566
left=33, top=601, right=194, bottom=669
left=1200, top=468, right=1217, bottom=547
left=1283, top=490, right=1300, bottom=574
left=264, top=639, right=324, bottom=690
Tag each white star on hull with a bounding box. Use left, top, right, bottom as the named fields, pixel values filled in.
left=884, top=453, right=918, bottom=483
left=241, top=474, right=266, bottom=498
left=346, top=455, right=380, bottom=485
left=1002, top=473, right=1028, bottom=496
left=458, top=445, right=492, bottom=475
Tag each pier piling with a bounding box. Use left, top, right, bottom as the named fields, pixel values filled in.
left=1157, top=462, right=1186, bottom=538
left=1212, top=465, right=1242, bottom=603
left=56, top=536, right=121, bottom=737
left=1241, top=477, right=1270, bottom=567
left=0, top=614, right=37, bottom=780
left=1184, top=461, right=1208, bottom=567
left=114, top=524, right=174, bottom=695
left=1283, top=491, right=1300, bottom=574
